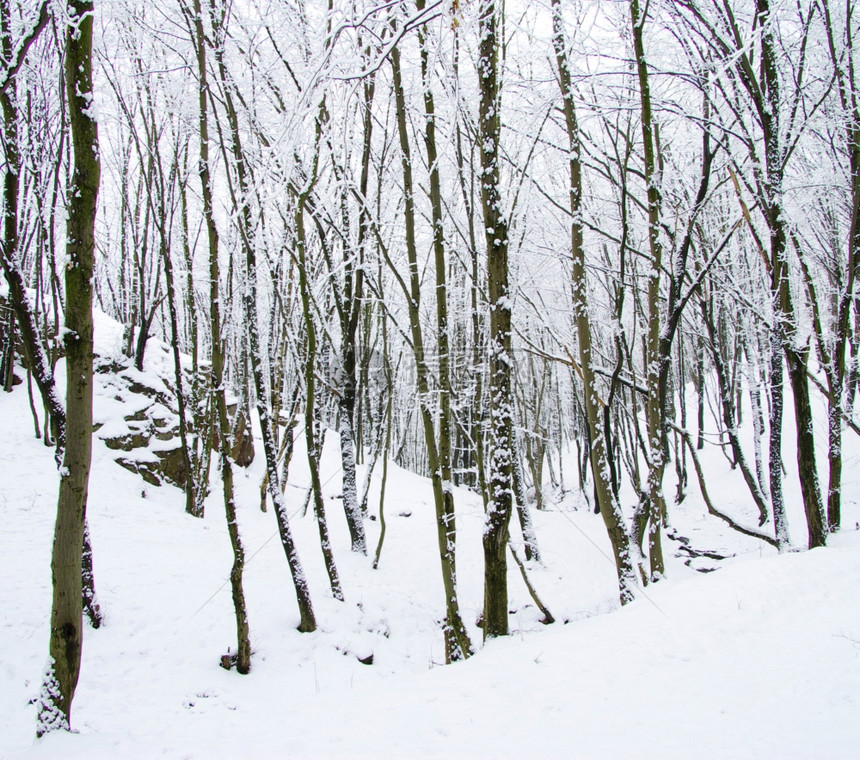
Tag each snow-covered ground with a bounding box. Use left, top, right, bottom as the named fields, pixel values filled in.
left=2, top=321, right=860, bottom=758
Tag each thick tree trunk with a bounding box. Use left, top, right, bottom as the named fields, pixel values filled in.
left=1, top=17, right=102, bottom=629
left=769, top=144, right=825, bottom=552
left=478, top=0, right=517, bottom=636
left=37, top=0, right=99, bottom=734
left=785, top=346, right=826, bottom=548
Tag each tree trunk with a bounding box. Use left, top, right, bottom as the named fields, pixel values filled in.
left=296, top=194, right=344, bottom=602
left=478, top=0, right=517, bottom=636
left=552, top=0, right=637, bottom=602
left=38, top=0, right=99, bottom=734
left=819, top=0, right=860, bottom=533
left=511, top=432, right=540, bottom=562
left=768, top=334, right=790, bottom=549
left=186, top=0, right=251, bottom=671
left=630, top=0, right=667, bottom=580
left=755, top=0, right=825, bottom=548
left=390, top=39, right=473, bottom=661
left=417, top=0, right=461, bottom=590
left=335, top=68, right=375, bottom=553
left=205, top=0, right=317, bottom=629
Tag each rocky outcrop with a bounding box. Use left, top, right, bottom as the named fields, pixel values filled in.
left=94, top=356, right=191, bottom=489
left=92, top=349, right=256, bottom=489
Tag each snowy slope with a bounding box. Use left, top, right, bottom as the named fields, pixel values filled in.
left=1, top=320, right=860, bottom=758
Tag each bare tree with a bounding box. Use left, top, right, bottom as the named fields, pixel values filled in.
left=477, top=0, right=516, bottom=638
left=551, top=0, right=638, bottom=603
left=389, top=27, right=474, bottom=660
left=37, top=0, right=100, bottom=735
left=182, top=0, right=252, bottom=670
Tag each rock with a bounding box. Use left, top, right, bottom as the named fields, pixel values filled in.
left=155, top=446, right=188, bottom=488
left=115, top=457, right=162, bottom=487
left=104, top=429, right=151, bottom=451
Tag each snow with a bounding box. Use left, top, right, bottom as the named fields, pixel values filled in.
left=2, top=326, right=860, bottom=758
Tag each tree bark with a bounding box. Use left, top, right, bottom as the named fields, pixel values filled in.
left=37, top=0, right=99, bottom=734
left=629, top=0, right=667, bottom=580
left=755, top=0, right=825, bottom=548
left=335, top=69, right=375, bottom=553
left=478, top=0, right=517, bottom=636
left=296, top=192, right=344, bottom=602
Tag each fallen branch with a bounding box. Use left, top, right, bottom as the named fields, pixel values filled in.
left=668, top=422, right=778, bottom=548
left=509, top=542, right=554, bottom=625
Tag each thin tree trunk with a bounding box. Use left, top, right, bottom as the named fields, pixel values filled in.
left=159, top=156, right=197, bottom=516
left=696, top=333, right=705, bottom=450
left=178, top=161, right=208, bottom=517
left=511, top=431, right=540, bottom=562
left=416, top=0, right=460, bottom=587
left=372, top=384, right=393, bottom=571
left=390, top=39, right=473, bottom=661
left=552, top=0, right=637, bottom=602
left=296, top=193, right=344, bottom=601
left=768, top=334, right=790, bottom=549
left=630, top=0, right=666, bottom=580
left=700, top=299, right=771, bottom=525
left=185, top=0, right=251, bottom=671
left=335, top=70, right=376, bottom=553
left=204, top=0, right=317, bottom=629
left=818, top=0, right=859, bottom=532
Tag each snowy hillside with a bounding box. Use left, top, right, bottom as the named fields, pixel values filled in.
left=2, top=316, right=860, bottom=759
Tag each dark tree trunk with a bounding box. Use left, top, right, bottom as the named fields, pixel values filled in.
left=205, top=0, right=317, bottom=630
left=38, top=0, right=99, bottom=734
left=478, top=0, right=517, bottom=636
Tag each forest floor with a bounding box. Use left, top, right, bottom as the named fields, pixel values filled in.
left=1, top=314, right=860, bottom=758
